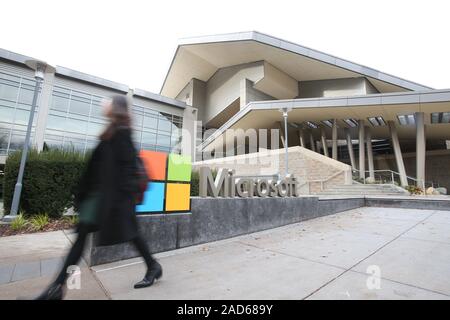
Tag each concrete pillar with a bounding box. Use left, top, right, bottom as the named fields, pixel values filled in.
left=415, top=112, right=426, bottom=189
left=309, top=132, right=316, bottom=152
left=388, top=120, right=408, bottom=187
left=332, top=119, right=338, bottom=160
left=298, top=128, right=305, bottom=148
left=181, top=106, right=198, bottom=160
left=345, top=128, right=356, bottom=170
left=320, top=127, right=329, bottom=157
left=365, top=126, right=375, bottom=180
left=358, top=120, right=365, bottom=179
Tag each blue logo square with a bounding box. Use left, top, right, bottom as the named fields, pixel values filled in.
left=136, top=182, right=165, bottom=213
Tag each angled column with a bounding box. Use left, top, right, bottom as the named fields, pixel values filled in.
left=388, top=120, right=408, bottom=187
left=316, top=141, right=321, bottom=154
left=365, top=126, right=375, bottom=180
left=345, top=128, right=356, bottom=170
left=415, top=112, right=426, bottom=189
left=278, top=121, right=286, bottom=148
left=309, top=131, right=316, bottom=152
left=332, top=119, right=338, bottom=160
left=358, top=120, right=365, bottom=179
left=298, top=128, right=305, bottom=148
left=320, top=127, right=329, bottom=157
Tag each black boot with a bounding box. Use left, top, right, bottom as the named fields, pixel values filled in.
left=134, top=261, right=163, bottom=289
left=35, top=283, right=65, bottom=300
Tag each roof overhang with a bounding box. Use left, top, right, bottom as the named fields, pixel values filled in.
left=201, top=89, right=450, bottom=152
left=161, top=31, right=432, bottom=98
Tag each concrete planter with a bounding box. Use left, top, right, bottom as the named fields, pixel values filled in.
left=83, top=196, right=363, bottom=266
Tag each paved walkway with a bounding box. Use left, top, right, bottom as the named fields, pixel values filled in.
left=1, top=206, right=449, bottom=299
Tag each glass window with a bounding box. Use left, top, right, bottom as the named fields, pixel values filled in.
left=90, top=103, right=105, bottom=119
left=141, top=131, right=157, bottom=144
left=46, top=115, right=67, bottom=131
left=157, top=134, right=171, bottom=147
left=133, top=130, right=142, bottom=143
left=158, top=118, right=172, bottom=132
left=63, top=139, right=85, bottom=152
left=87, top=122, right=105, bottom=137
left=0, top=129, right=9, bottom=151
left=132, top=113, right=143, bottom=127
left=0, top=82, right=19, bottom=102
left=51, top=94, right=70, bottom=112
left=14, top=109, right=31, bottom=126
left=155, top=146, right=171, bottom=153
left=69, top=97, right=91, bottom=115
left=143, top=115, right=158, bottom=129
left=85, top=140, right=98, bottom=152
left=0, top=106, right=15, bottom=123
left=18, top=87, right=34, bottom=105
left=9, top=132, right=25, bottom=150
left=66, top=118, right=88, bottom=134
left=141, top=144, right=156, bottom=152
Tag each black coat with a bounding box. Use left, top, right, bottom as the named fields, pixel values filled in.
left=75, top=128, right=139, bottom=246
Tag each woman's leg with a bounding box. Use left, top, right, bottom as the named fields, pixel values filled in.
left=35, top=224, right=91, bottom=300
left=54, top=224, right=90, bottom=285
left=132, top=235, right=162, bottom=289
left=132, top=235, right=156, bottom=268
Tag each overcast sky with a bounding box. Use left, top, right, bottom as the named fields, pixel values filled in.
left=2, top=0, right=449, bottom=94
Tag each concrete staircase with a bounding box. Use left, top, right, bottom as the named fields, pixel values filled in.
left=318, top=182, right=409, bottom=196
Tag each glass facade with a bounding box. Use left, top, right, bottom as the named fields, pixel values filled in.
left=0, top=71, right=38, bottom=155
left=44, top=86, right=108, bottom=153
left=131, top=104, right=182, bottom=154
left=44, top=85, right=183, bottom=154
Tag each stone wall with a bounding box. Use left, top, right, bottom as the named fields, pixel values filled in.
left=83, top=195, right=450, bottom=266
left=193, top=146, right=352, bottom=194
left=83, top=196, right=364, bottom=266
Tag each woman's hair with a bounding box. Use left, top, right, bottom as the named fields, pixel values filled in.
left=100, top=95, right=131, bottom=140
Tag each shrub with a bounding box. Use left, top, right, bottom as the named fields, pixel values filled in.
left=63, top=214, right=79, bottom=225
left=190, top=168, right=217, bottom=196
left=29, top=213, right=50, bottom=231
left=10, top=214, right=29, bottom=231
left=3, top=149, right=87, bottom=218
left=405, top=185, right=423, bottom=195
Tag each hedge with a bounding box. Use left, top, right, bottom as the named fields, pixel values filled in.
left=3, top=149, right=87, bottom=218
left=190, top=168, right=217, bottom=197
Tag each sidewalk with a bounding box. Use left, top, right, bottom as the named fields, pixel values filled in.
left=1, top=206, right=450, bottom=300
left=0, top=229, right=108, bottom=300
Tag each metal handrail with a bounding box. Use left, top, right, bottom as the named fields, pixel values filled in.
left=351, top=168, right=439, bottom=190
left=307, top=170, right=346, bottom=191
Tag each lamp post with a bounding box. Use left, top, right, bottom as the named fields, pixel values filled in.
left=279, top=108, right=291, bottom=177
left=3, top=60, right=55, bottom=222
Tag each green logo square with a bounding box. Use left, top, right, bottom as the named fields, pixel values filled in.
left=167, top=154, right=192, bottom=182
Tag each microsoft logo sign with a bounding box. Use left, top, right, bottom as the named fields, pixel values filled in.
left=136, top=151, right=192, bottom=214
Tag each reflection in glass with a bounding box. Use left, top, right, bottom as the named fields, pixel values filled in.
left=66, top=118, right=88, bottom=134
left=47, top=115, right=67, bottom=131
left=69, top=97, right=91, bottom=115
left=143, top=115, right=158, bottom=129
left=87, top=122, right=105, bottom=136
left=157, top=134, right=171, bottom=147
left=0, top=82, right=19, bottom=102
left=141, top=131, right=157, bottom=144
left=0, top=106, right=15, bottom=123
left=158, top=118, right=172, bottom=132
left=51, top=95, right=70, bottom=112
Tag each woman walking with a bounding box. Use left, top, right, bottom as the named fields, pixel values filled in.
left=36, top=95, right=162, bottom=300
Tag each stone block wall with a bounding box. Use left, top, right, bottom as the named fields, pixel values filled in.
left=193, top=146, right=352, bottom=194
